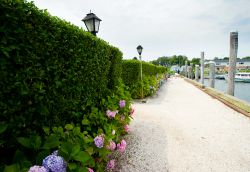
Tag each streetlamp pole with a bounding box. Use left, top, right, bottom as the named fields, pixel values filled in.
left=137, top=45, right=143, bottom=100
left=140, top=54, right=143, bottom=99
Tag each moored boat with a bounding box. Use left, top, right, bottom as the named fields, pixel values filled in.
left=215, top=74, right=225, bottom=80
left=235, top=73, right=250, bottom=82
left=225, top=73, right=250, bottom=83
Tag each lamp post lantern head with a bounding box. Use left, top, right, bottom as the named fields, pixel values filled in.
left=137, top=45, right=143, bottom=55
left=82, top=12, right=101, bottom=36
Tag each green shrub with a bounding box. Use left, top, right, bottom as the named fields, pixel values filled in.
left=122, top=60, right=167, bottom=98
left=0, top=0, right=130, bottom=171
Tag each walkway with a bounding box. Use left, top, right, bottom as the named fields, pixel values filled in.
left=115, top=77, right=250, bottom=172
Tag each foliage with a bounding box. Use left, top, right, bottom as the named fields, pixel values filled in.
left=122, top=60, right=167, bottom=98
left=214, top=57, right=250, bottom=60
left=0, top=0, right=130, bottom=171
left=242, top=56, right=250, bottom=60
left=190, top=58, right=200, bottom=66
left=151, top=55, right=250, bottom=71
left=151, top=55, right=188, bottom=67
left=238, top=69, right=250, bottom=73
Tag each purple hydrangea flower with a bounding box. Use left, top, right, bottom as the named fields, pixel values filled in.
left=42, top=151, right=67, bottom=172
left=28, top=166, right=47, bottom=172
left=52, top=150, right=58, bottom=156
left=94, top=135, right=104, bottom=148
left=119, top=100, right=126, bottom=108
left=106, top=159, right=115, bottom=170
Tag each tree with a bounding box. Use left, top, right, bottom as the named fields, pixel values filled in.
left=133, top=57, right=138, bottom=60
left=242, top=56, right=250, bottom=60
left=151, top=60, right=158, bottom=65
left=190, top=58, right=200, bottom=65
left=150, top=55, right=188, bottom=67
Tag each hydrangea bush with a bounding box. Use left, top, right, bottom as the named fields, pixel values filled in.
left=17, top=80, right=133, bottom=172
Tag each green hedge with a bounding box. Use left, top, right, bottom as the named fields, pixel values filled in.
left=122, top=60, right=166, bottom=85
left=0, top=0, right=127, bottom=170
left=122, top=60, right=167, bottom=98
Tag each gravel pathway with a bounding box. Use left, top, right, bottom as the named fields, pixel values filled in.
left=115, top=77, right=250, bottom=172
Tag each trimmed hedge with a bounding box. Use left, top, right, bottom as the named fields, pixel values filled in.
left=122, top=60, right=166, bottom=86
left=122, top=60, right=167, bottom=98
left=0, top=0, right=127, bottom=170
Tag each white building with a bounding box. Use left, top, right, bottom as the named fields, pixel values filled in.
left=211, top=59, right=250, bottom=72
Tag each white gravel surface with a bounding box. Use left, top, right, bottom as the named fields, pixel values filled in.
left=115, top=77, right=250, bottom=172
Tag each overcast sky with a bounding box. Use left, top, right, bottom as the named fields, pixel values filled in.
left=30, top=0, right=250, bottom=61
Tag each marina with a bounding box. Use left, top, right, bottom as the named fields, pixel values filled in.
left=202, top=79, right=250, bottom=103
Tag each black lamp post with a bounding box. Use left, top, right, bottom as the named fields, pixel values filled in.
left=137, top=45, right=143, bottom=100
left=137, top=45, right=143, bottom=57
left=82, top=12, right=101, bottom=36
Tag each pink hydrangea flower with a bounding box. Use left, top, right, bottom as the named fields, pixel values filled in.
left=124, top=125, right=129, bottom=132
left=28, top=166, right=47, bottom=172
left=106, top=140, right=116, bottom=151
left=87, top=168, right=94, bottom=172
left=119, top=100, right=126, bottom=108
left=94, top=135, right=104, bottom=148
left=112, top=130, right=116, bottom=135
left=106, top=110, right=118, bottom=118
left=106, top=159, right=115, bottom=170
left=117, top=140, right=126, bottom=153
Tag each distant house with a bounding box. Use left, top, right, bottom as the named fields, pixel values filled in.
left=212, top=59, right=250, bottom=72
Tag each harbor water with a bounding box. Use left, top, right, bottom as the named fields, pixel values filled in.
left=202, top=79, right=250, bottom=103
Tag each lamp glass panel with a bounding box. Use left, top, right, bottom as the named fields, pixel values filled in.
left=94, top=19, right=100, bottom=32
left=137, top=47, right=142, bottom=54
left=84, top=19, right=94, bottom=32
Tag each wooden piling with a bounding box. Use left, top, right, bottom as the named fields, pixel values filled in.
left=227, top=32, right=238, bottom=96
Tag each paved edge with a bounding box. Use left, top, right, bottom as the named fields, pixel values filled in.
left=183, top=77, right=250, bottom=117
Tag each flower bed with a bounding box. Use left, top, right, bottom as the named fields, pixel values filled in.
left=3, top=81, right=134, bottom=172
